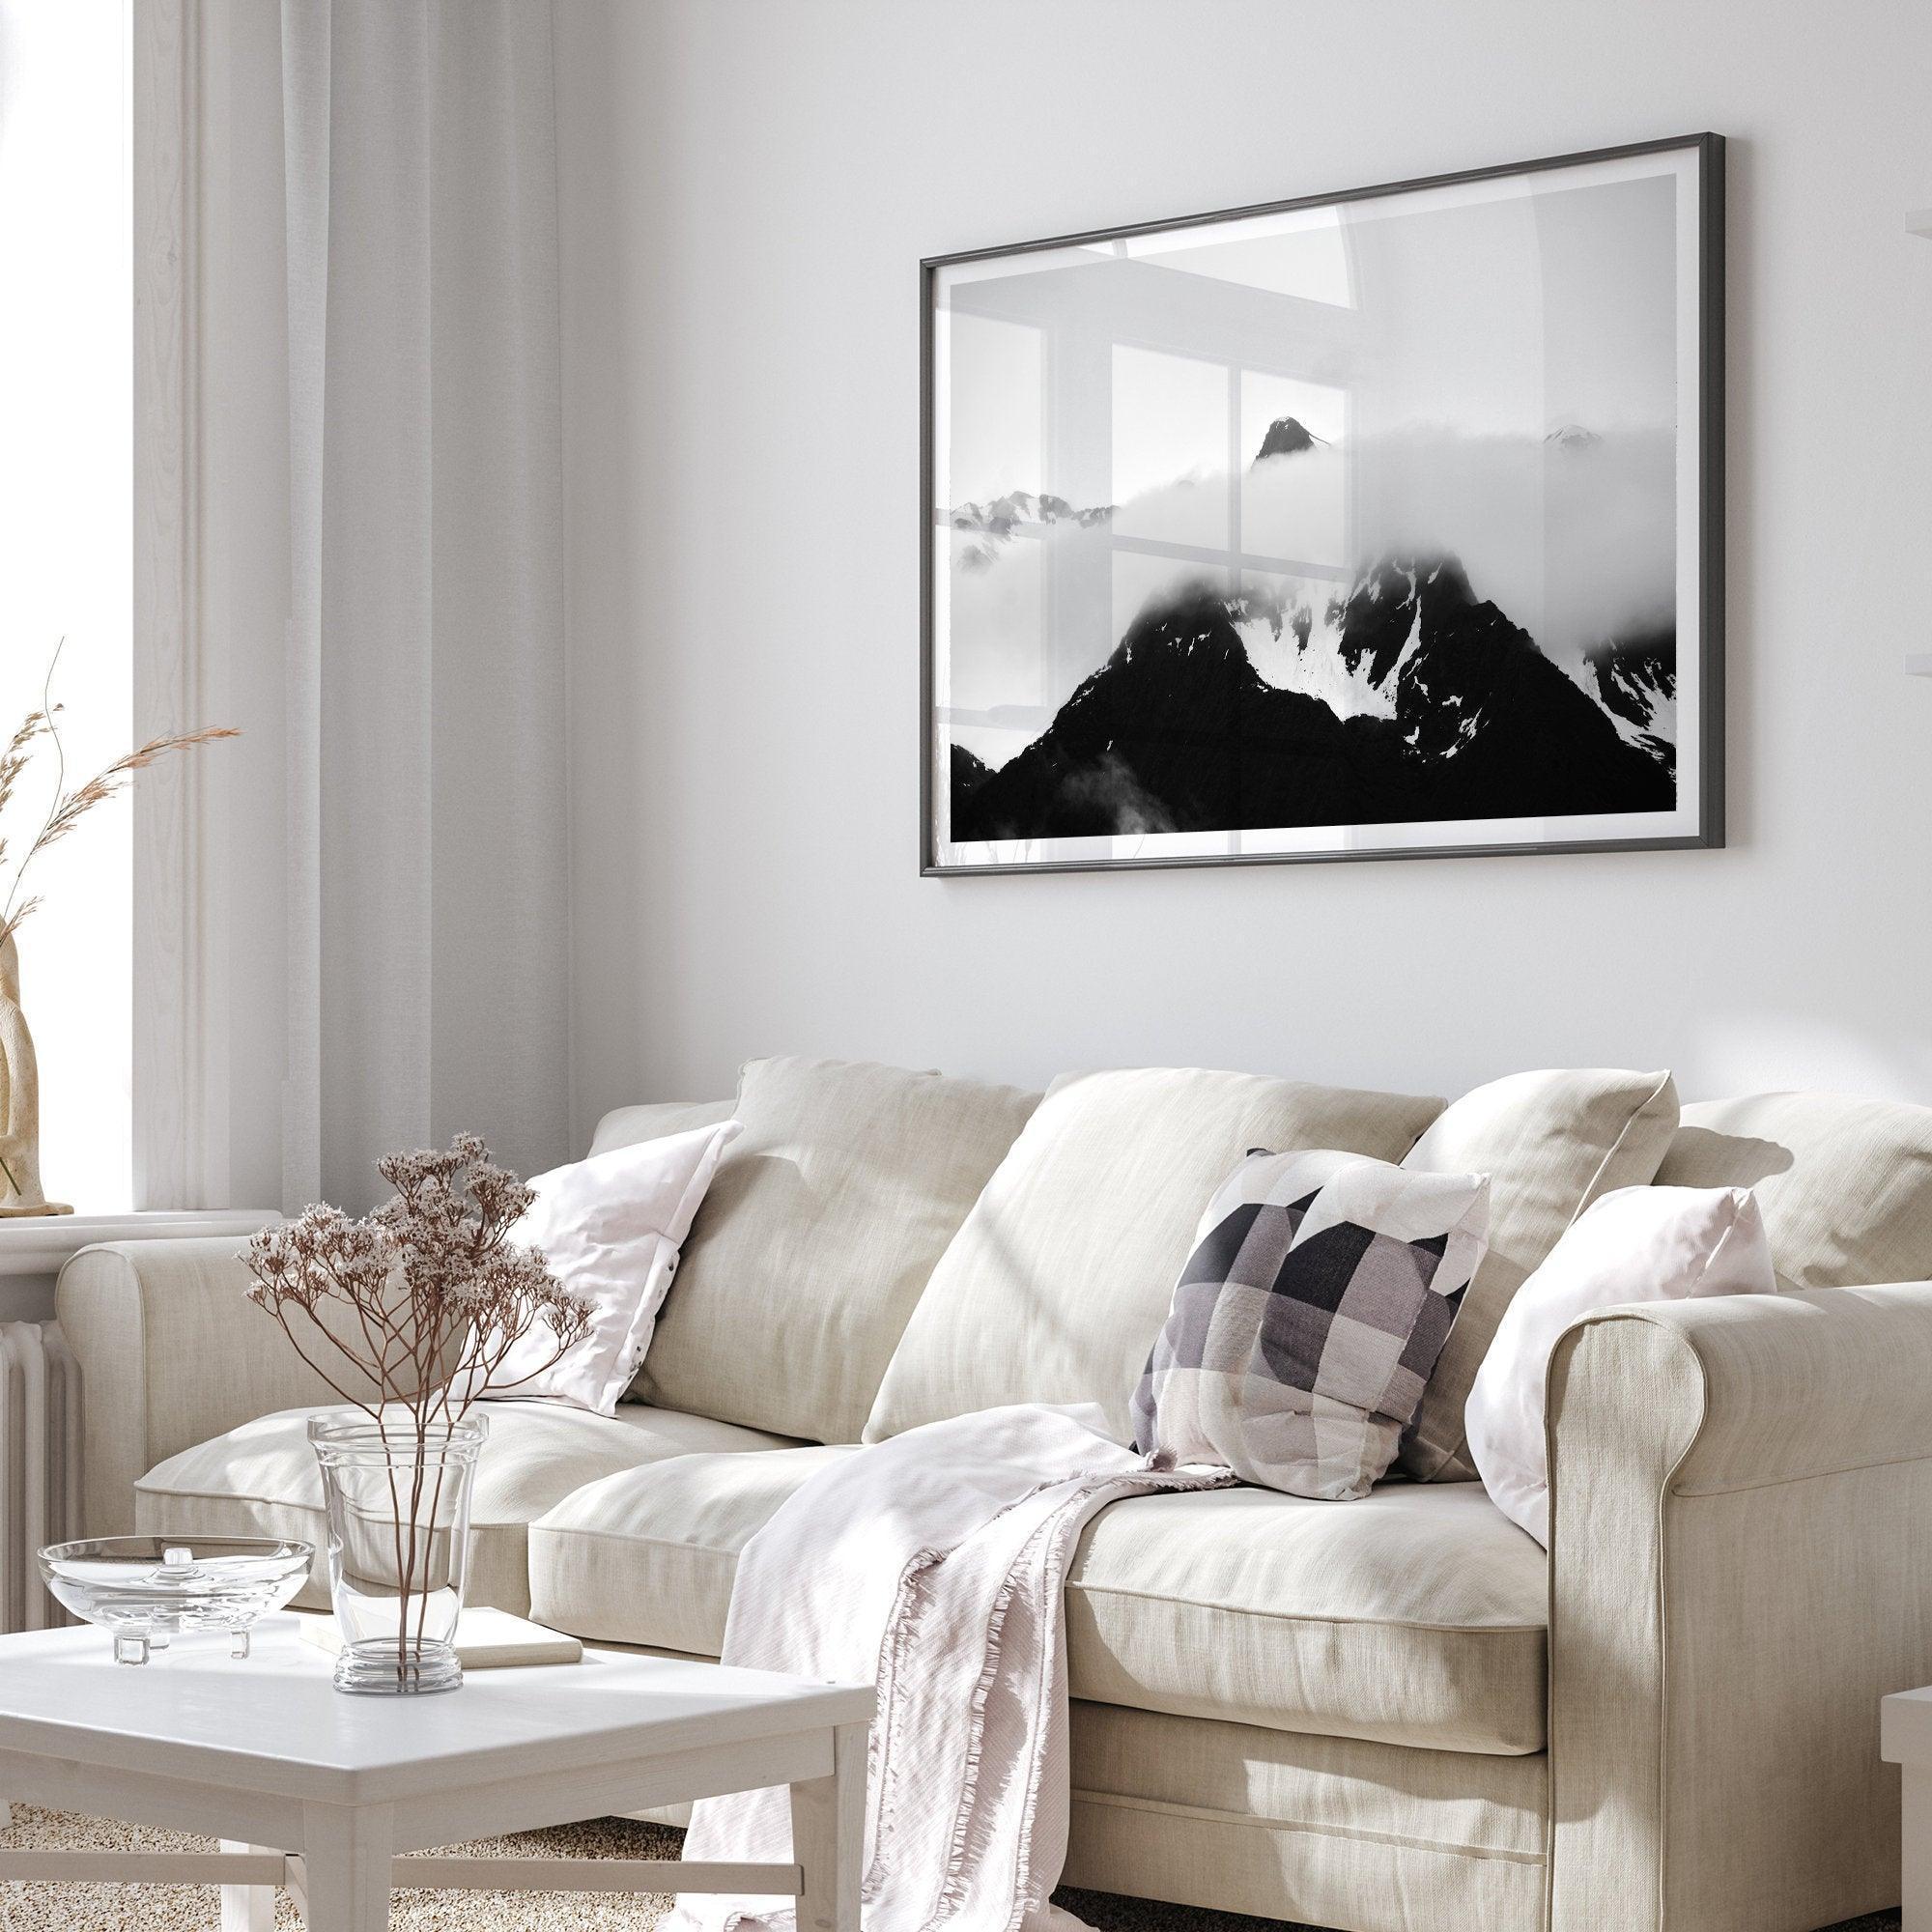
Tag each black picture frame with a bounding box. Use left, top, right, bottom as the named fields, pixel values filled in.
left=920, top=132, right=1724, bottom=877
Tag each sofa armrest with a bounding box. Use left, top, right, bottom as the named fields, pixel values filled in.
left=56, top=1238, right=384, bottom=1536
left=1546, top=1284, right=1932, bottom=1932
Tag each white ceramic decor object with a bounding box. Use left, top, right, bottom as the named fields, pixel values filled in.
left=1464, top=1184, right=1776, bottom=1545
left=479, top=1119, right=742, bottom=1414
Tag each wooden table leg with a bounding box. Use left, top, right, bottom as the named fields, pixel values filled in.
left=300, top=1802, right=393, bottom=1932
left=218, top=1840, right=278, bottom=1932
left=790, top=1722, right=866, bottom=1932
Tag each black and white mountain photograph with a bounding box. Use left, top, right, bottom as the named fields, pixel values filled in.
left=924, top=139, right=1719, bottom=872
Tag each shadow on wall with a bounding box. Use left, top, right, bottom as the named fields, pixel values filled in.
left=1690, top=1012, right=1932, bottom=1110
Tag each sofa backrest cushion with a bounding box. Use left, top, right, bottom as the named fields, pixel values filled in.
left=1655, top=1091, right=1932, bottom=1293
left=862, top=1067, right=1444, bottom=1446
left=590, top=1098, right=735, bottom=1155
left=1397, top=1066, right=1680, bottom=1481
left=632, top=1056, right=1040, bottom=1443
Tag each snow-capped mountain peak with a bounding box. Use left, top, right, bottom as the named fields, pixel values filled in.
left=1254, top=415, right=1329, bottom=463
left=947, top=491, right=1113, bottom=570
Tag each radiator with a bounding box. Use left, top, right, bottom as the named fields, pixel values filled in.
left=0, top=1323, right=79, bottom=1633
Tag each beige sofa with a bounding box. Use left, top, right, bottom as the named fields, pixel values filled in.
left=56, top=1060, right=1932, bottom=1932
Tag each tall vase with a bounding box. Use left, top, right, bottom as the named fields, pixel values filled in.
left=306, top=1409, right=487, bottom=1694
left=0, top=933, right=71, bottom=1217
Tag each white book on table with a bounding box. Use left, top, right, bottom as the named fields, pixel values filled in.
left=297, top=1606, right=583, bottom=1668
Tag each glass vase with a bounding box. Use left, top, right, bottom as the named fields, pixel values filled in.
left=306, top=1408, right=486, bottom=1695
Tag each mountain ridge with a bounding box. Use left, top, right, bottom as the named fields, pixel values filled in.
left=950, top=552, right=1675, bottom=841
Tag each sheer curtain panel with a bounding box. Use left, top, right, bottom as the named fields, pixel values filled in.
left=278, top=0, right=568, bottom=1208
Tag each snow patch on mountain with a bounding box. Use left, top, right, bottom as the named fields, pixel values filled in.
left=1570, top=635, right=1677, bottom=771
left=1228, top=554, right=1677, bottom=781
left=1231, top=578, right=1397, bottom=721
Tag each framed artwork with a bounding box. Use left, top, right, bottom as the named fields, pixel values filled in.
left=922, top=133, right=1723, bottom=875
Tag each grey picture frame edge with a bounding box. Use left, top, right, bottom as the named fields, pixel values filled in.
left=1698, top=131, right=1727, bottom=853
left=919, top=130, right=1727, bottom=879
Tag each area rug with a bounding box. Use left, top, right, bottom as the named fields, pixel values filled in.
left=0, top=1808, right=1904, bottom=1932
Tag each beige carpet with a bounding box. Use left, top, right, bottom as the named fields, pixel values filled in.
left=0, top=1806, right=681, bottom=1931
left=0, top=1807, right=1903, bottom=1932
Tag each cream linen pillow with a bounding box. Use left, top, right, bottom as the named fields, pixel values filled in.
left=1655, top=1092, right=1932, bottom=1291
left=1399, top=1067, right=1679, bottom=1480
left=1464, top=1184, right=1776, bottom=1545
left=634, top=1057, right=1040, bottom=1443
left=864, top=1067, right=1444, bottom=1446
left=478, top=1119, right=742, bottom=1416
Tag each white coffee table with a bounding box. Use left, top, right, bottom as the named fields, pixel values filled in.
left=1883, top=1686, right=1932, bottom=1929
left=0, top=1618, right=872, bottom=1930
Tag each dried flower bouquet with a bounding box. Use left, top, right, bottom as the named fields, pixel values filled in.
left=244, top=1134, right=592, bottom=1691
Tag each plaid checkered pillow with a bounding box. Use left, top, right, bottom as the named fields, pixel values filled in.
left=1131, top=1148, right=1489, bottom=1500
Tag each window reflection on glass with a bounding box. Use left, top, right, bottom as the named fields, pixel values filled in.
left=946, top=530, right=1045, bottom=774
left=1128, top=205, right=1355, bottom=311
left=942, top=311, right=1041, bottom=511
left=1110, top=345, right=1230, bottom=550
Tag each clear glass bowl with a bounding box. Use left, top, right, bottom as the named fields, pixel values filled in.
left=40, top=1536, right=313, bottom=1664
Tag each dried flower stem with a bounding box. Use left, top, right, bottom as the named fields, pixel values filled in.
left=0, top=638, right=239, bottom=956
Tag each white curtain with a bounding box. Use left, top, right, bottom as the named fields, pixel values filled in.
left=279, top=0, right=568, bottom=1208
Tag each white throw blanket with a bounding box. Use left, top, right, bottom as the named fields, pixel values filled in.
left=673, top=1404, right=1231, bottom=1932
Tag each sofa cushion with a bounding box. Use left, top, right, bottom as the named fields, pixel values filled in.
left=590, top=1098, right=735, bottom=1156
left=1398, top=1067, right=1679, bottom=1481
left=134, top=1400, right=799, bottom=1619
left=1655, top=1091, right=1932, bottom=1293
left=864, top=1068, right=1444, bottom=1446
left=527, top=1451, right=1546, bottom=1755
left=1065, top=1703, right=1548, bottom=1932
left=529, top=1443, right=857, bottom=1657
left=634, top=1057, right=1040, bottom=1443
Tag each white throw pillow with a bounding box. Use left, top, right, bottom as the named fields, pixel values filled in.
left=1464, top=1183, right=1776, bottom=1546
left=477, top=1120, right=741, bottom=1415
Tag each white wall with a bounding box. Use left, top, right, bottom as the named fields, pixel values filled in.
left=554, top=0, right=1932, bottom=1139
